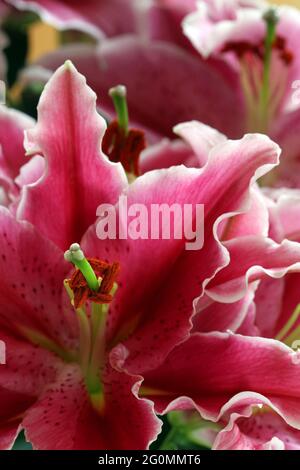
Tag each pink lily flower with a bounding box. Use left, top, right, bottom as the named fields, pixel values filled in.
left=1, top=59, right=293, bottom=449
left=5, top=0, right=199, bottom=45
left=27, top=37, right=244, bottom=143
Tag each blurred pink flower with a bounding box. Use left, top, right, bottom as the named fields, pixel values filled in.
left=183, top=1, right=300, bottom=186
left=22, top=0, right=300, bottom=187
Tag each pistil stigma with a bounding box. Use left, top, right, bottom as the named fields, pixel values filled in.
left=109, top=84, right=129, bottom=135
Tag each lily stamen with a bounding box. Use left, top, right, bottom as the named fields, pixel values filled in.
left=109, top=84, right=129, bottom=135
left=64, top=243, right=99, bottom=292
left=102, top=84, right=146, bottom=177
left=275, top=304, right=300, bottom=345
left=64, top=243, right=119, bottom=308
left=64, top=245, right=120, bottom=413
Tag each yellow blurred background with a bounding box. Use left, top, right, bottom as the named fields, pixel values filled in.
left=27, top=0, right=300, bottom=63
left=273, top=0, right=300, bottom=4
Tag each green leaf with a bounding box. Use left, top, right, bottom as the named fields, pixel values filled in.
left=12, top=431, right=32, bottom=450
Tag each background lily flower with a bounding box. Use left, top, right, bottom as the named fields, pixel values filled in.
left=27, top=36, right=245, bottom=143
left=183, top=1, right=300, bottom=186
left=5, top=0, right=200, bottom=46
left=21, top=0, right=300, bottom=188
left=213, top=403, right=300, bottom=449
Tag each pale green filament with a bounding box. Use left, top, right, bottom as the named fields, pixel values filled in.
left=283, top=326, right=300, bottom=348
left=89, top=284, right=118, bottom=387
left=109, top=84, right=129, bottom=135
left=88, top=303, right=107, bottom=393
left=259, top=8, right=279, bottom=126
left=64, top=280, right=91, bottom=371
left=18, top=324, right=75, bottom=362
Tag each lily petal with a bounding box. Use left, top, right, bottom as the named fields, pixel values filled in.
left=23, top=362, right=161, bottom=450
left=140, top=139, right=196, bottom=174
left=0, top=330, right=63, bottom=450
left=193, top=287, right=256, bottom=333
left=143, top=332, right=300, bottom=429
left=17, top=61, right=127, bottom=250
left=205, top=236, right=300, bottom=303
left=0, top=206, right=77, bottom=350
left=7, top=0, right=141, bottom=40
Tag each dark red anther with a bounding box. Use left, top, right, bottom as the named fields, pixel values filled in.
left=222, top=35, right=293, bottom=66
left=222, top=41, right=262, bottom=59
left=68, top=258, right=120, bottom=309
left=102, top=120, right=146, bottom=176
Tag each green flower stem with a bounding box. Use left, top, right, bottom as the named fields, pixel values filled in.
left=159, top=427, right=178, bottom=450
left=84, top=302, right=108, bottom=406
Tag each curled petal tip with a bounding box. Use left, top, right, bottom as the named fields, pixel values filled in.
left=64, top=59, right=74, bottom=70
